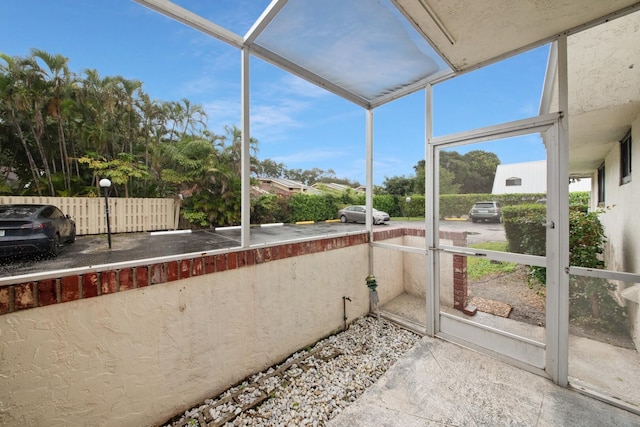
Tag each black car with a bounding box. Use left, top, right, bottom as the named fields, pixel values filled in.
left=0, top=204, right=76, bottom=257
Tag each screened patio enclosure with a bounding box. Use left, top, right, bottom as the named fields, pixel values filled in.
left=135, top=0, right=640, bottom=413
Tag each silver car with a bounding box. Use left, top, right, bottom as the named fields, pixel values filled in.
left=469, top=201, right=502, bottom=223
left=337, top=205, right=390, bottom=225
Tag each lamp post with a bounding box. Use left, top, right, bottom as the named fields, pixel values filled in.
left=405, top=196, right=411, bottom=220
left=99, top=178, right=112, bottom=249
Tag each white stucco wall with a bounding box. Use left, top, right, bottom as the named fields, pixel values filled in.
left=0, top=228, right=419, bottom=427
left=1, top=243, right=388, bottom=427
left=399, top=235, right=454, bottom=308
left=597, top=112, right=640, bottom=347
left=372, top=236, right=406, bottom=303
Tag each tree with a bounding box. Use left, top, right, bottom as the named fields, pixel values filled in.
left=218, top=125, right=259, bottom=176
left=381, top=175, right=414, bottom=196
left=256, top=158, right=285, bottom=178
left=460, top=150, right=500, bottom=193
left=77, top=152, right=150, bottom=197
left=439, top=168, right=461, bottom=194
left=440, top=149, right=500, bottom=194
left=32, top=49, right=74, bottom=191
left=413, top=160, right=425, bottom=194
left=283, top=167, right=339, bottom=186
left=0, top=53, right=55, bottom=194
left=0, top=54, right=42, bottom=193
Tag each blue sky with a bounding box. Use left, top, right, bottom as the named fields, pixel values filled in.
left=0, top=0, right=549, bottom=186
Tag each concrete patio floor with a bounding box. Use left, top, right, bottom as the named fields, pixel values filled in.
left=327, top=333, right=640, bottom=426
left=328, top=293, right=640, bottom=426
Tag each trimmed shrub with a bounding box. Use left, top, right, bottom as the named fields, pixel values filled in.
left=440, top=193, right=545, bottom=218
left=289, top=193, right=339, bottom=222
left=502, top=204, right=546, bottom=255
left=251, top=194, right=292, bottom=224
left=503, top=205, right=627, bottom=333
left=372, top=194, right=397, bottom=216
left=398, top=195, right=425, bottom=218
left=569, top=191, right=590, bottom=207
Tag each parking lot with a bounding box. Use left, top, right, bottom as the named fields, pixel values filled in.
left=0, top=220, right=505, bottom=278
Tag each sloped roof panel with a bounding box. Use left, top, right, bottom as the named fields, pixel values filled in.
left=251, top=0, right=452, bottom=105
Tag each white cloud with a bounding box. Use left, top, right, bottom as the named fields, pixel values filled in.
left=201, top=99, right=240, bottom=132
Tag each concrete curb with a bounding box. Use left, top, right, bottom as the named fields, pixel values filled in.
left=150, top=229, right=193, bottom=236
left=215, top=223, right=285, bottom=231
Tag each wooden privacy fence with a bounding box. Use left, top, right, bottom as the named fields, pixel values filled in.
left=0, top=197, right=179, bottom=236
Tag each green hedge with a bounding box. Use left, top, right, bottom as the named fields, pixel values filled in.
left=398, top=195, right=425, bottom=218
left=289, top=193, right=339, bottom=222
left=250, top=191, right=591, bottom=223
left=440, top=193, right=546, bottom=218
left=250, top=194, right=292, bottom=224
left=502, top=204, right=546, bottom=255
left=503, top=205, right=627, bottom=333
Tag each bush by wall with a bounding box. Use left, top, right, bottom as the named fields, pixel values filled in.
left=251, top=194, right=292, bottom=224
left=503, top=205, right=627, bottom=333
left=569, top=191, right=590, bottom=207
left=567, top=209, right=626, bottom=332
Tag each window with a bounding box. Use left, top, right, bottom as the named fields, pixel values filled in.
left=597, top=164, right=605, bottom=205
left=506, top=177, right=522, bottom=186
left=620, top=131, right=632, bottom=185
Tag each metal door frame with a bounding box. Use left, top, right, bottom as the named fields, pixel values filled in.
left=425, top=112, right=565, bottom=379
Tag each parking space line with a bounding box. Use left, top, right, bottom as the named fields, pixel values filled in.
left=204, top=230, right=241, bottom=244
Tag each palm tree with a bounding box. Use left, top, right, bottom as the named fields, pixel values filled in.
left=32, top=49, right=74, bottom=191
left=0, top=55, right=41, bottom=193
left=221, top=124, right=259, bottom=176
left=178, top=98, right=207, bottom=138
left=112, top=75, right=142, bottom=155
left=0, top=54, right=55, bottom=195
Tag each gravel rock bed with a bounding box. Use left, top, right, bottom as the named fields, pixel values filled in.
left=162, top=316, right=421, bottom=427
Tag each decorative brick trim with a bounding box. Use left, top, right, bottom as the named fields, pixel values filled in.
left=167, top=261, right=179, bottom=282
left=0, top=227, right=468, bottom=317
left=453, top=255, right=468, bottom=310
left=38, top=279, right=58, bottom=307
left=0, top=287, right=10, bottom=314
left=192, top=258, right=204, bottom=276
left=15, top=283, right=35, bottom=310
left=179, top=260, right=191, bottom=279
left=119, top=268, right=134, bottom=291
left=136, top=266, right=149, bottom=287
left=61, top=276, right=81, bottom=302
left=151, top=263, right=166, bottom=284
left=82, top=273, right=100, bottom=298
left=101, top=270, right=118, bottom=294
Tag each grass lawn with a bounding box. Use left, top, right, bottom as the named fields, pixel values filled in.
left=389, top=217, right=424, bottom=222
left=467, top=241, right=517, bottom=280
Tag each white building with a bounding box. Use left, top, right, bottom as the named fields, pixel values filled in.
left=491, top=160, right=591, bottom=194
left=541, top=11, right=640, bottom=347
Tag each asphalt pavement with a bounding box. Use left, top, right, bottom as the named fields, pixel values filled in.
left=0, top=220, right=505, bottom=279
